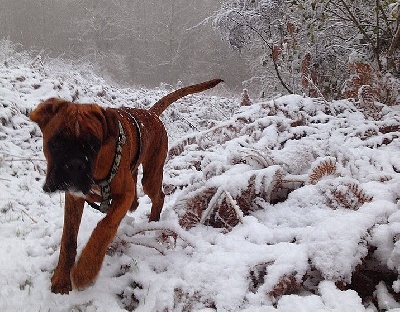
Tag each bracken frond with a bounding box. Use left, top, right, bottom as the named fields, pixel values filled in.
left=268, top=273, right=300, bottom=298
left=308, top=157, right=337, bottom=185
left=323, top=182, right=373, bottom=210
left=168, top=136, right=198, bottom=158
left=202, top=190, right=243, bottom=232
left=347, top=183, right=373, bottom=206
left=230, top=149, right=274, bottom=169
left=178, top=187, right=217, bottom=230
left=357, top=85, right=382, bottom=120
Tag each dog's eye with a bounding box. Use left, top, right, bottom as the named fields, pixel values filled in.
left=48, top=139, right=64, bottom=152
left=82, top=137, right=101, bottom=153
left=90, top=138, right=101, bottom=152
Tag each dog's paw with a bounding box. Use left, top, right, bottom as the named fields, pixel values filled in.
left=51, top=272, right=72, bottom=294
left=71, top=260, right=98, bottom=290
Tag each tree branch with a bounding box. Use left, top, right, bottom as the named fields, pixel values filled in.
left=272, top=57, right=294, bottom=94
left=337, top=0, right=382, bottom=70
left=387, top=14, right=400, bottom=74
left=226, top=11, right=293, bottom=93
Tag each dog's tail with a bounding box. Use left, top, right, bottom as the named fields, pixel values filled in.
left=149, top=79, right=223, bottom=116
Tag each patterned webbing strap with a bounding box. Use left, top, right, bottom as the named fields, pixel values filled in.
left=88, top=121, right=126, bottom=213
left=87, top=110, right=142, bottom=213
left=119, top=108, right=142, bottom=173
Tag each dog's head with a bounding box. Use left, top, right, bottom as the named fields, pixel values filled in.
left=30, top=98, right=115, bottom=194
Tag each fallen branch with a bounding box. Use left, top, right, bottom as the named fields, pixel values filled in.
left=112, top=237, right=167, bottom=255
left=122, top=221, right=198, bottom=249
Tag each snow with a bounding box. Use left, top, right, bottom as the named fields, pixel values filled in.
left=1, top=43, right=400, bottom=311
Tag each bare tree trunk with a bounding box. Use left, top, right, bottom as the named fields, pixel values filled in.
left=387, top=14, right=400, bottom=74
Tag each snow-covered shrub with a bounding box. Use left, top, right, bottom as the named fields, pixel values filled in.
left=165, top=94, right=400, bottom=306
left=343, top=61, right=400, bottom=106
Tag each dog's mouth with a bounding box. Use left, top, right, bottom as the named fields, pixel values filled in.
left=43, top=179, right=93, bottom=195
left=43, top=157, right=95, bottom=195
left=43, top=177, right=94, bottom=195
left=43, top=133, right=101, bottom=195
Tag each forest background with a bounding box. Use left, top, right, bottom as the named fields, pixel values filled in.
left=1, top=0, right=400, bottom=103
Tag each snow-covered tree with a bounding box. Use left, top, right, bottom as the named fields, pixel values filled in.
left=0, top=0, right=249, bottom=89
left=214, top=0, right=295, bottom=96
left=214, top=0, right=400, bottom=103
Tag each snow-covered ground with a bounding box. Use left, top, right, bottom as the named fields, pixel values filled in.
left=1, top=41, right=400, bottom=311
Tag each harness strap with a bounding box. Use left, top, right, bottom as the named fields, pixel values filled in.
left=89, top=121, right=126, bottom=213
left=87, top=109, right=142, bottom=213
left=119, top=108, right=142, bottom=173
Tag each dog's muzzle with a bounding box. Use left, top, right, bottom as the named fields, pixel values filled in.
left=43, top=157, right=94, bottom=194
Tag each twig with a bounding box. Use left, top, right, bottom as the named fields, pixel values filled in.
left=304, top=75, right=328, bottom=104
left=226, top=11, right=294, bottom=94
left=2, top=158, right=45, bottom=162
left=119, top=237, right=167, bottom=255
left=123, top=221, right=197, bottom=249
left=19, top=208, right=38, bottom=224
left=0, top=151, right=45, bottom=162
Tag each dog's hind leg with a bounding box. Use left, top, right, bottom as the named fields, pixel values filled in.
left=142, top=167, right=165, bottom=222
left=141, top=153, right=166, bottom=222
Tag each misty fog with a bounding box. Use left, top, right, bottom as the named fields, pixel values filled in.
left=0, top=0, right=249, bottom=91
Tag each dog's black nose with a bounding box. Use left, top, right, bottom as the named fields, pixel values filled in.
left=64, top=158, right=87, bottom=173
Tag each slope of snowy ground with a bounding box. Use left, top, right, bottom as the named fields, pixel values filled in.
left=1, top=41, right=400, bottom=311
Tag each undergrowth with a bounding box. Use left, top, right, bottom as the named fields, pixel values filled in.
left=164, top=95, right=400, bottom=306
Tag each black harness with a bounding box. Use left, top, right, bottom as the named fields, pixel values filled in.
left=86, top=109, right=142, bottom=213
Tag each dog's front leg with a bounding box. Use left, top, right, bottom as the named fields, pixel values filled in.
left=71, top=193, right=133, bottom=290
left=51, top=193, right=85, bottom=294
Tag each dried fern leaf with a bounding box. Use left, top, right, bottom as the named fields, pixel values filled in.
left=308, top=157, right=337, bottom=185
left=202, top=189, right=243, bottom=231
left=357, top=85, right=382, bottom=120
left=178, top=186, right=217, bottom=230
left=269, top=274, right=300, bottom=298
left=168, top=136, right=198, bottom=158
left=320, top=179, right=373, bottom=210
left=230, top=149, right=274, bottom=169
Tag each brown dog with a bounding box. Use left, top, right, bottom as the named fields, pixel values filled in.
left=30, top=79, right=223, bottom=294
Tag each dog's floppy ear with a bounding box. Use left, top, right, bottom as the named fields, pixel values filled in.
left=100, top=107, right=119, bottom=142
left=30, top=98, right=68, bottom=128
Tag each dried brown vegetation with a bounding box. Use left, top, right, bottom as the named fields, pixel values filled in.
left=165, top=96, right=400, bottom=305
